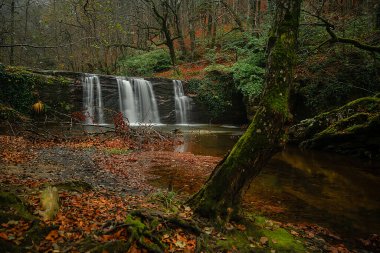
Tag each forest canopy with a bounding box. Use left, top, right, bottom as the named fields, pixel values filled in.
left=0, top=0, right=379, bottom=74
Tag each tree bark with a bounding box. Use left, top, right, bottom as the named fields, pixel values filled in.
left=376, top=3, right=380, bottom=30
left=10, top=0, right=15, bottom=65
left=249, top=0, right=257, bottom=31
left=187, top=0, right=302, bottom=219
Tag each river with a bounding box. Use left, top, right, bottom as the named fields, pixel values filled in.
left=148, top=124, right=380, bottom=241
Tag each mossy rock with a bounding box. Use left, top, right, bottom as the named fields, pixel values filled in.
left=0, top=104, right=29, bottom=123
left=289, top=96, right=380, bottom=159
left=0, top=65, right=73, bottom=119
left=0, top=192, right=36, bottom=223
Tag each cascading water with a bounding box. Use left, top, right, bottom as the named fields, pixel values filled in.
left=83, top=74, right=104, bottom=124
left=117, top=77, right=160, bottom=124
left=173, top=80, right=191, bottom=124
left=117, top=78, right=137, bottom=123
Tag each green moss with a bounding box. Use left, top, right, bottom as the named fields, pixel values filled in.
left=262, top=228, right=304, bottom=252
left=125, top=215, right=146, bottom=233
left=314, top=112, right=378, bottom=140
left=0, top=192, right=36, bottom=223
left=215, top=214, right=305, bottom=253
left=265, top=87, right=290, bottom=117
left=0, top=65, right=72, bottom=116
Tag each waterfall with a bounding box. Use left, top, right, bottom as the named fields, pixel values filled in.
left=117, top=77, right=160, bottom=124
left=173, top=80, right=191, bottom=124
left=117, top=78, right=137, bottom=123
left=83, top=74, right=104, bottom=124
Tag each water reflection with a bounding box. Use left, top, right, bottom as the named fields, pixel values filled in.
left=247, top=147, right=380, bottom=237
left=152, top=126, right=380, bottom=239
left=171, top=124, right=243, bottom=156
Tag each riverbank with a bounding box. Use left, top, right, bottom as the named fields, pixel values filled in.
left=1, top=134, right=378, bottom=252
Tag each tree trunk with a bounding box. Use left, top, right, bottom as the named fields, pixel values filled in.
left=376, top=3, right=380, bottom=30
left=162, top=23, right=176, bottom=66
left=10, top=0, right=15, bottom=65
left=249, top=0, right=257, bottom=32
left=189, top=21, right=196, bottom=60
left=188, top=0, right=302, bottom=219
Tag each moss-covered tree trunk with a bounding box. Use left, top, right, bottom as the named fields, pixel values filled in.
left=188, top=0, right=302, bottom=219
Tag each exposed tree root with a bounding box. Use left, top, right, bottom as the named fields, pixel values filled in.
left=131, top=209, right=202, bottom=235
left=90, top=210, right=203, bottom=252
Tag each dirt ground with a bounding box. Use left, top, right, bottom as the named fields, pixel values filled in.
left=0, top=135, right=378, bottom=252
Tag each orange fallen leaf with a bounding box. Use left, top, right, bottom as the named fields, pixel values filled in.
left=0, top=232, right=9, bottom=240
left=45, top=230, right=59, bottom=241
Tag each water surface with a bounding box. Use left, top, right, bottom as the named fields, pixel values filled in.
left=148, top=125, right=380, bottom=240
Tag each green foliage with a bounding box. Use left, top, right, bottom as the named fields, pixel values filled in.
left=188, top=78, right=234, bottom=120
left=232, top=54, right=265, bottom=99
left=204, top=64, right=232, bottom=75
left=0, top=66, right=38, bottom=114
left=0, top=65, right=73, bottom=118
left=297, top=50, right=379, bottom=115
left=150, top=190, right=177, bottom=211
left=222, top=33, right=267, bottom=100
left=118, top=49, right=172, bottom=76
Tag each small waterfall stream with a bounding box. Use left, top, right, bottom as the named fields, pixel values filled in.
left=83, top=74, right=104, bottom=124
left=116, top=77, right=160, bottom=124
left=173, top=80, right=191, bottom=124
left=83, top=75, right=196, bottom=125
left=117, top=78, right=137, bottom=123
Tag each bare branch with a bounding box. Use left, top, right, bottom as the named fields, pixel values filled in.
left=303, top=10, right=380, bottom=54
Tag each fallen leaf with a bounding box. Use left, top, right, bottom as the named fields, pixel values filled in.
left=0, top=232, right=9, bottom=240
left=45, top=230, right=59, bottom=241
left=291, top=230, right=299, bottom=236
left=260, top=236, right=269, bottom=245
left=175, top=240, right=186, bottom=248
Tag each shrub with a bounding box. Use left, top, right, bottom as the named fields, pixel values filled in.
left=0, top=65, right=37, bottom=114
left=118, top=49, right=172, bottom=76
left=188, top=78, right=234, bottom=120
left=232, top=52, right=265, bottom=100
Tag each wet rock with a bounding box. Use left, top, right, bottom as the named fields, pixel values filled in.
left=288, top=96, right=380, bottom=159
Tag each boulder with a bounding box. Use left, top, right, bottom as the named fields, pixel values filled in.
left=288, top=96, right=380, bottom=159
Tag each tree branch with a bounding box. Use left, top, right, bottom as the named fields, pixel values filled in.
left=303, top=10, right=380, bottom=53
left=105, top=43, right=149, bottom=51
left=0, top=44, right=61, bottom=48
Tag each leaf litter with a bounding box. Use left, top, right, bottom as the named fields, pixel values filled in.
left=0, top=134, right=377, bottom=252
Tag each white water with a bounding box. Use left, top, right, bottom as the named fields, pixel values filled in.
left=117, top=77, right=160, bottom=124
left=117, top=78, right=137, bottom=123
left=83, top=74, right=104, bottom=124
left=173, top=80, right=191, bottom=124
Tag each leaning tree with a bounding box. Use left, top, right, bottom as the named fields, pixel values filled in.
left=188, top=0, right=302, bottom=219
